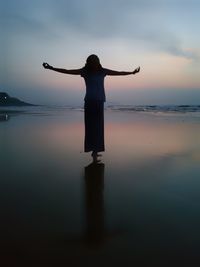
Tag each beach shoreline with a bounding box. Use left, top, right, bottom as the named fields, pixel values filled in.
left=1, top=107, right=200, bottom=266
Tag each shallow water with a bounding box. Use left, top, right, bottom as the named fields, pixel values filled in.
left=1, top=108, right=200, bottom=266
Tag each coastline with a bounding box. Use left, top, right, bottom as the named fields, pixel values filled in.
left=1, top=107, right=200, bottom=265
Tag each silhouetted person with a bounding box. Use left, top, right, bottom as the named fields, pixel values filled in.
left=43, top=55, right=140, bottom=161
left=0, top=114, right=9, bottom=121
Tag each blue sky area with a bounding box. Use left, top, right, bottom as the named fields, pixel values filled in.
left=1, top=0, right=200, bottom=105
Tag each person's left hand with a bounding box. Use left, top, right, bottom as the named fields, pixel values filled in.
left=133, top=67, right=140, bottom=74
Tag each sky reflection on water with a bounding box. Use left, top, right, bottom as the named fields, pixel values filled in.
left=1, top=110, right=200, bottom=265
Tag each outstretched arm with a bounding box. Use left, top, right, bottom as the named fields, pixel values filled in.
left=43, top=63, right=82, bottom=75
left=105, top=67, right=140, bottom=76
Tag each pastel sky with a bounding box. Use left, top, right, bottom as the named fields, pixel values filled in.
left=1, top=0, right=200, bottom=105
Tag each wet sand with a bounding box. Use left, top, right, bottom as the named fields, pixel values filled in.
left=1, top=108, right=200, bottom=266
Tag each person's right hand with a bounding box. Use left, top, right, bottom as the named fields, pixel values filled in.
left=43, top=62, right=53, bottom=69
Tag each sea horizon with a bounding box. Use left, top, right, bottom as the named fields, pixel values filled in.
left=1, top=102, right=200, bottom=113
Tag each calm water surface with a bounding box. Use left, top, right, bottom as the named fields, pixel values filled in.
left=1, top=108, right=200, bottom=266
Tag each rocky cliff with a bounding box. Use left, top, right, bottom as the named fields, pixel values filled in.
left=0, top=92, right=35, bottom=106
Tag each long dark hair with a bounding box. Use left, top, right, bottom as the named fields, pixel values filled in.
left=83, top=54, right=103, bottom=74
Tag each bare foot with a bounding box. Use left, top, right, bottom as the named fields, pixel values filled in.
left=91, top=152, right=102, bottom=162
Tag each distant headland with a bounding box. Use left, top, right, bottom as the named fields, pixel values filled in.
left=0, top=92, right=36, bottom=106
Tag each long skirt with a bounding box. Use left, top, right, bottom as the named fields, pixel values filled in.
left=84, top=100, right=105, bottom=153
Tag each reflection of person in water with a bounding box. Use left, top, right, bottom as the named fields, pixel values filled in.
left=84, top=161, right=105, bottom=246
left=43, top=55, right=140, bottom=161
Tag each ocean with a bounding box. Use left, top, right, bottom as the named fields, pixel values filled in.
left=1, top=104, right=200, bottom=119
left=1, top=105, right=200, bottom=266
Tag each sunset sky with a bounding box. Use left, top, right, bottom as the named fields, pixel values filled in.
left=1, top=0, right=200, bottom=105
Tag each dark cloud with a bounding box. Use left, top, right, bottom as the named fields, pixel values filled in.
left=164, top=45, right=197, bottom=60
left=42, top=0, right=200, bottom=60
left=1, top=0, right=199, bottom=60
left=50, top=0, right=161, bottom=37
left=136, top=29, right=199, bottom=60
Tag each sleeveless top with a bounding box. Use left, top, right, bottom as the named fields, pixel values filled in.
left=81, top=68, right=108, bottom=102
